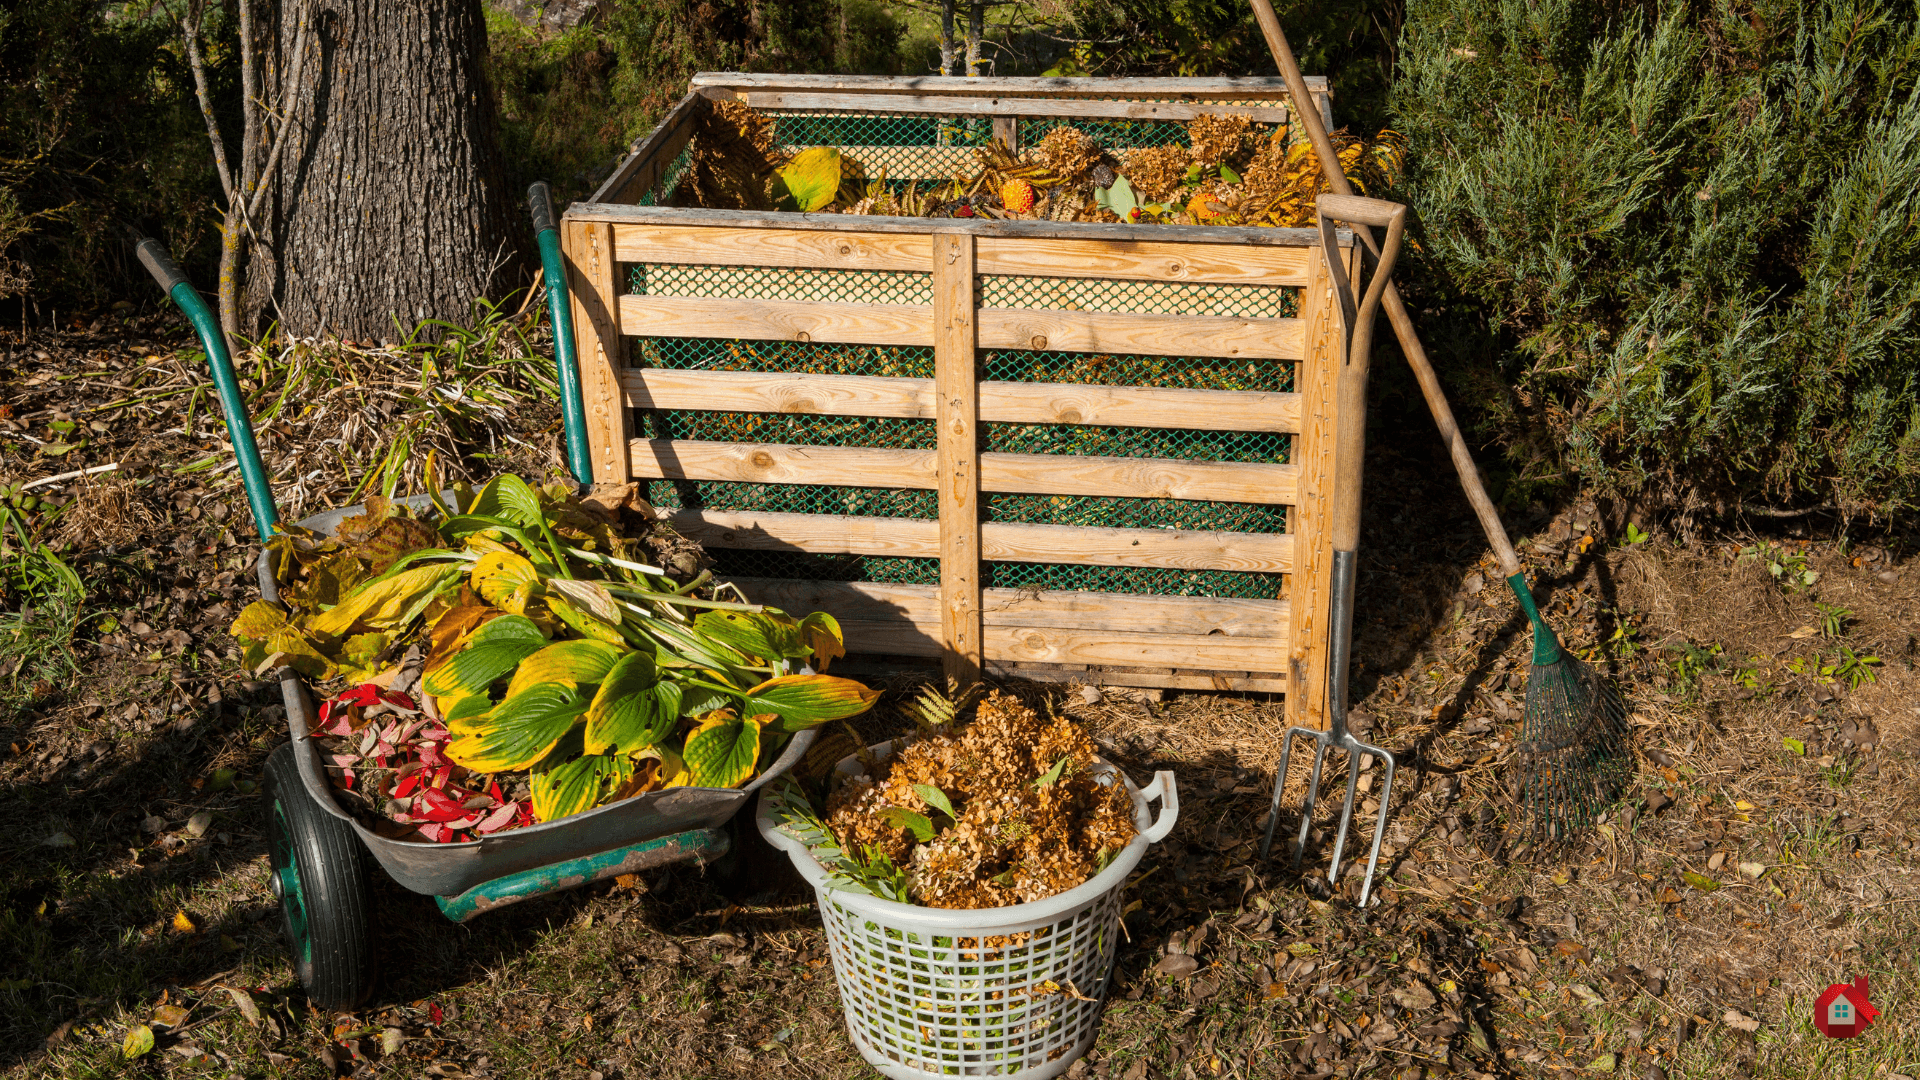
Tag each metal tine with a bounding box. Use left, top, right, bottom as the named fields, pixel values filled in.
left=1260, top=724, right=1327, bottom=866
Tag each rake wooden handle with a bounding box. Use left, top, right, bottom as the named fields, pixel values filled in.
left=1249, top=0, right=1523, bottom=579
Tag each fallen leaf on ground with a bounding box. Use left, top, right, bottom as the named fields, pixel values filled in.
left=224, top=986, right=261, bottom=1025
left=1586, top=1051, right=1617, bottom=1072
left=1569, top=983, right=1606, bottom=1006
left=1681, top=871, right=1721, bottom=892
left=122, top=1025, right=154, bottom=1058
left=152, top=1003, right=189, bottom=1028
left=1391, top=982, right=1435, bottom=1010
left=1738, top=861, right=1767, bottom=879
left=381, top=1027, right=406, bottom=1055
left=171, top=910, right=197, bottom=933
left=41, top=831, right=74, bottom=848
left=184, top=812, right=212, bottom=838
left=1722, top=1009, right=1759, bottom=1032
left=1154, top=953, right=1200, bottom=979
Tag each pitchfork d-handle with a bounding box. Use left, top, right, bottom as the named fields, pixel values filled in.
left=135, top=237, right=280, bottom=541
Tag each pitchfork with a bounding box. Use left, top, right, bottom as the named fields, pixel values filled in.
left=1258, top=193, right=1406, bottom=907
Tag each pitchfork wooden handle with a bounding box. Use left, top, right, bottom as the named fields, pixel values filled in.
left=1317, top=195, right=1405, bottom=553
left=1250, top=0, right=1523, bottom=578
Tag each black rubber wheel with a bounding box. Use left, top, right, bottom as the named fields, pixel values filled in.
left=262, top=742, right=376, bottom=1011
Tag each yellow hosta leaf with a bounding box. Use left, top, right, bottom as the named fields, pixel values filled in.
left=470, top=550, right=541, bottom=616
left=229, top=600, right=289, bottom=642
left=307, top=562, right=460, bottom=638
left=799, top=611, right=846, bottom=671
left=779, top=147, right=842, bottom=212
left=681, top=711, right=765, bottom=788
left=502, top=639, right=626, bottom=700
left=547, top=576, right=621, bottom=623
left=741, top=673, right=881, bottom=731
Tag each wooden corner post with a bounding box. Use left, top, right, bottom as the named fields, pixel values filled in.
left=563, top=218, right=633, bottom=486
left=1286, top=236, right=1357, bottom=731
left=933, top=230, right=983, bottom=684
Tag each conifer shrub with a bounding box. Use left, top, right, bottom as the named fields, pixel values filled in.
left=1392, top=0, right=1920, bottom=519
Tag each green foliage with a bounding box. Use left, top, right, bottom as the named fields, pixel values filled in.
left=0, top=0, right=229, bottom=309
left=1393, top=0, right=1920, bottom=517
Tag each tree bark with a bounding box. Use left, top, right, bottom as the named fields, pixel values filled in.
left=938, top=0, right=956, bottom=75
left=966, top=0, right=984, bottom=76
left=248, top=0, right=519, bottom=342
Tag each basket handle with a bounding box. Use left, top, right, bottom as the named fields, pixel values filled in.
left=1137, top=771, right=1180, bottom=843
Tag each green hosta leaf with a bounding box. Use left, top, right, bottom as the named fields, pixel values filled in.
left=502, top=639, right=626, bottom=699
left=464, top=473, right=545, bottom=528
left=1218, top=163, right=1241, bottom=184
left=680, top=712, right=764, bottom=788
left=778, top=146, right=842, bottom=212
left=444, top=683, right=589, bottom=772
left=694, top=610, right=808, bottom=664
left=470, top=549, right=541, bottom=616
left=307, top=561, right=462, bottom=638
left=877, top=807, right=934, bottom=842
left=583, top=652, right=685, bottom=754
left=739, top=674, right=880, bottom=731
left=530, top=753, right=634, bottom=822
left=442, top=692, right=493, bottom=725
left=913, top=783, right=956, bottom=820
left=423, top=615, right=548, bottom=699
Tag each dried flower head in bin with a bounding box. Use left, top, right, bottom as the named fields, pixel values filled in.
left=1122, top=144, right=1192, bottom=202
left=1035, top=126, right=1102, bottom=184
left=816, top=691, right=1137, bottom=909
left=1186, top=113, right=1256, bottom=169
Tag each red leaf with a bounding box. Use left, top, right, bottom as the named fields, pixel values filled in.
left=487, top=780, right=505, bottom=804
left=394, top=774, right=421, bottom=799
left=341, top=684, right=382, bottom=706
left=416, top=787, right=469, bottom=822
left=418, top=822, right=446, bottom=842
left=427, top=1003, right=443, bottom=1025
left=474, top=803, right=518, bottom=834
left=383, top=690, right=417, bottom=711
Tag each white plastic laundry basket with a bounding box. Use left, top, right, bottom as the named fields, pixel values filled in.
left=758, top=743, right=1178, bottom=1080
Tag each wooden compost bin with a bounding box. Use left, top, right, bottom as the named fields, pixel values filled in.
left=561, top=73, right=1359, bottom=731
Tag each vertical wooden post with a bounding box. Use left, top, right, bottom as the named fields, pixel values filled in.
left=1286, top=236, right=1356, bottom=731
left=933, top=231, right=982, bottom=684
left=992, top=116, right=1019, bottom=152
left=564, top=218, right=632, bottom=486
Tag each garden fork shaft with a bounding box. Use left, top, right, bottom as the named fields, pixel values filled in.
left=1258, top=194, right=1405, bottom=907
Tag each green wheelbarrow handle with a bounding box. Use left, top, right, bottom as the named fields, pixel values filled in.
left=136, top=237, right=280, bottom=541
left=529, top=182, right=593, bottom=485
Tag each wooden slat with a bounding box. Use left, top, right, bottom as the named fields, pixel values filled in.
left=563, top=219, right=631, bottom=485
left=620, top=369, right=1300, bottom=434
left=740, top=91, right=1293, bottom=123
left=976, top=236, right=1311, bottom=286
left=662, top=509, right=1296, bottom=573
left=934, top=230, right=982, bottom=683
left=687, top=72, right=1329, bottom=99
left=978, top=308, right=1303, bottom=360
left=613, top=225, right=931, bottom=271
left=574, top=202, right=1334, bottom=251
left=629, top=441, right=935, bottom=488
left=611, top=227, right=1313, bottom=288
left=982, top=383, right=1300, bottom=433
left=983, top=664, right=1287, bottom=694
left=591, top=91, right=701, bottom=206
left=980, top=452, right=1296, bottom=504
left=728, top=578, right=1287, bottom=639
left=624, top=369, right=935, bottom=417
left=618, top=296, right=933, bottom=346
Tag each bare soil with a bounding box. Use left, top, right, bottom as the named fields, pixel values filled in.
left=3, top=320, right=1917, bottom=1080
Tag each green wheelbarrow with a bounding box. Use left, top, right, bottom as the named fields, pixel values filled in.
left=135, top=184, right=816, bottom=1011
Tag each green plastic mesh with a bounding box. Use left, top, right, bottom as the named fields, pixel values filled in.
left=702, top=548, right=943, bottom=587
left=632, top=264, right=933, bottom=306
left=982, top=349, right=1294, bottom=392
left=648, top=480, right=935, bottom=520
left=640, top=409, right=931, bottom=450
left=635, top=144, right=695, bottom=207
left=634, top=337, right=934, bottom=378
left=1018, top=116, right=1192, bottom=149
left=978, top=275, right=1298, bottom=318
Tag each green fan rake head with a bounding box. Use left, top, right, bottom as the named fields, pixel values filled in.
left=1508, top=573, right=1633, bottom=839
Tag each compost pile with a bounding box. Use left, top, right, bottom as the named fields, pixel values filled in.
left=681, top=100, right=1401, bottom=227
left=779, top=691, right=1137, bottom=908
left=228, top=473, right=879, bottom=843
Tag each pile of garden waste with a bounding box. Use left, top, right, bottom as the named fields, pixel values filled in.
left=228, top=474, right=879, bottom=843
left=682, top=101, right=1402, bottom=227
left=770, top=689, right=1136, bottom=908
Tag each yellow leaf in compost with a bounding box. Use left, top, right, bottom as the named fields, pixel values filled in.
left=307, top=562, right=460, bottom=638
left=470, top=550, right=541, bottom=616
left=779, top=147, right=842, bottom=212
left=502, top=639, right=626, bottom=699
left=229, top=600, right=289, bottom=642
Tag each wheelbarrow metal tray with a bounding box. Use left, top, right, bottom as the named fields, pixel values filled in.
left=261, top=494, right=815, bottom=899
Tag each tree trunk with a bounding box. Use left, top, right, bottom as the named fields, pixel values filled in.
left=248, top=0, right=519, bottom=342
left=938, top=0, right=956, bottom=76
left=965, top=0, right=985, bottom=76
